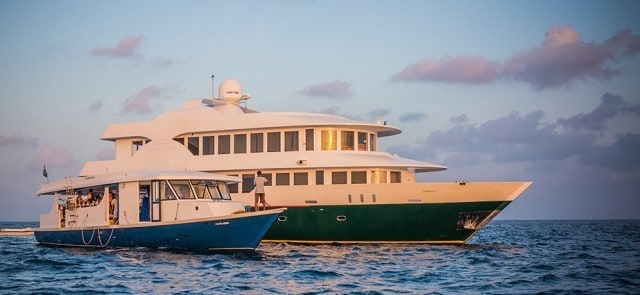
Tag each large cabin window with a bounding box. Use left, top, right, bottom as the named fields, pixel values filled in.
left=203, top=136, right=214, bottom=155
left=391, top=171, right=401, bottom=183
left=332, top=171, right=347, bottom=184
left=234, top=134, right=247, bottom=154
left=191, top=180, right=210, bottom=199
left=188, top=137, right=199, bottom=155
left=371, top=170, right=387, bottom=184
left=218, top=135, right=231, bottom=154
left=341, top=131, right=355, bottom=150
left=351, top=171, right=367, bottom=184
left=321, top=130, right=337, bottom=150
left=216, top=182, right=232, bottom=200
left=251, top=133, right=263, bottom=153
left=294, top=172, right=308, bottom=185
left=174, top=137, right=184, bottom=145
left=305, top=129, right=314, bottom=151
left=285, top=131, right=299, bottom=151
left=267, top=132, right=281, bottom=152
left=276, top=172, right=289, bottom=186
left=358, top=132, right=367, bottom=151
left=161, top=180, right=177, bottom=200
left=171, top=180, right=195, bottom=199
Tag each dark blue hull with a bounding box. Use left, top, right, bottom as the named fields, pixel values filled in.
left=34, top=211, right=282, bottom=250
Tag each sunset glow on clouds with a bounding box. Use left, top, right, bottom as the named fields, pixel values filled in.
left=300, top=80, right=353, bottom=99
left=392, top=26, right=640, bottom=90
left=91, top=35, right=144, bottom=60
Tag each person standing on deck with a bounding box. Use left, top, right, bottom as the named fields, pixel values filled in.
left=253, top=171, right=269, bottom=211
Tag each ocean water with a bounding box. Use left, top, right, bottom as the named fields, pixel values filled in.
left=1, top=220, right=638, bottom=294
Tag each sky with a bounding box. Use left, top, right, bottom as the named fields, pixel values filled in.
left=1, top=0, right=639, bottom=221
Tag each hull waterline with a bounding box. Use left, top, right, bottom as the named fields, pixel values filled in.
left=34, top=210, right=283, bottom=250
left=263, top=201, right=510, bottom=244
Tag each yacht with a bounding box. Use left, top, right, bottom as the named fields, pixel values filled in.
left=79, top=78, right=532, bottom=244
left=35, top=170, right=285, bottom=250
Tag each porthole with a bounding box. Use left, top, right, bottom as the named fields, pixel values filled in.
left=277, top=216, right=288, bottom=222
left=336, top=215, right=347, bottom=222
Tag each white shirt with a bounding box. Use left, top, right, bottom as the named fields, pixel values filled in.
left=254, top=176, right=268, bottom=193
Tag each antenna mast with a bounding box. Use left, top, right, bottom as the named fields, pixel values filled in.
left=210, top=74, right=215, bottom=99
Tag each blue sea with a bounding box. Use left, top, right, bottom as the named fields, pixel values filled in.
left=1, top=220, right=638, bottom=294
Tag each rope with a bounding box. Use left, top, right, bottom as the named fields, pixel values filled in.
left=80, top=213, right=95, bottom=245
left=97, top=228, right=115, bottom=247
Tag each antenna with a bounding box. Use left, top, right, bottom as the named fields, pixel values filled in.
left=210, top=74, right=215, bottom=99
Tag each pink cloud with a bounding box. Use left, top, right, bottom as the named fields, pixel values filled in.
left=121, top=86, right=170, bottom=115
left=91, top=35, right=144, bottom=59
left=391, top=26, right=640, bottom=89
left=501, top=26, right=623, bottom=89
left=391, top=56, right=499, bottom=84
left=300, top=80, right=353, bottom=99
left=29, top=145, right=76, bottom=169
left=0, top=133, right=38, bottom=147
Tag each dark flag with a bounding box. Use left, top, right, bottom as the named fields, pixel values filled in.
left=43, top=164, right=49, bottom=182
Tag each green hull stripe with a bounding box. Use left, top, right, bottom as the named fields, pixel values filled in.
left=263, top=201, right=511, bottom=243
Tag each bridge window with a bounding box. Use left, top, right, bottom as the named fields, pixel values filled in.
left=285, top=131, right=299, bottom=151
left=358, top=132, right=367, bottom=151
left=369, top=133, right=377, bottom=151
left=305, top=129, right=314, bottom=151
left=341, top=131, right=354, bottom=150
left=321, top=130, right=337, bottom=150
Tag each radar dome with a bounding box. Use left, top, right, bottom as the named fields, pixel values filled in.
left=218, top=79, right=243, bottom=104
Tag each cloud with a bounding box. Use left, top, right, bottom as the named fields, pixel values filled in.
left=390, top=92, right=640, bottom=175
left=391, top=56, right=499, bottom=84
left=366, top=108, right=391, bottom=122
left=29, top=145, right=76, bottom=169
left=0, top=133, right=38, bottom=147
left=89, top=100, right=103, bottom=112
left=91, top=35, right=144, bottom=59
left=121, top=86, right=171, bottom=115
left=558, top=92, right=639, bottom=132
left=300, top=80, right=353, bottom=99
left=579, top=133, right=640, bottom=173
left=391, top=26, right=640, bottom=89
left=398, top=112, right=426, bottom=122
